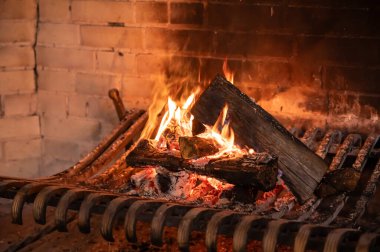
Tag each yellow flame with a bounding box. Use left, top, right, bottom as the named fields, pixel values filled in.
left=200, top=104, right=247, bottom=158
left=153, top=97, right=251, bottom=158
left=223, top=59, right=234, bottom=84
left=154, top=94, right=196, bottom=142
left=154, top=98, right=177, bottom=141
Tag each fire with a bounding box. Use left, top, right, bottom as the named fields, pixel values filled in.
left=153, top=93, right=251, bottom=158
left=199, top=104, right=248, bottom=158
left=154, top=94, right=195, bottom=142
left=223, top=59, right=234, bottom=84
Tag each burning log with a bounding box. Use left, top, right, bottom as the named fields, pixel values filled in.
left=179, top=136, right=219, bottom=159
left=126, top=139, right=278, bottom=191
left=191, top=75, right=328, bottom=203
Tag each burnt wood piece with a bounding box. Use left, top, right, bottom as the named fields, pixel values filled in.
left=73, top=113, right=148, bottom=182
left=220, top=186, right=258, bottom=204
left=53, top=109, right=145, bottom=180
left=126, top=139, right=278, bottom=191
left=179, top=136, right=219, bottom=159
left=109, top=88, right=127, bottom=121
left=315, top=167, right=361, bottom=197
left=126, top=139, right=183, bottom=171
left=190, top=75, right=328, bottom=203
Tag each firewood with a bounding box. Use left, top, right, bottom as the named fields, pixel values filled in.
left=315, top=167, right=361, bottom=197
left=126, top=139, right=183, bottom=172
left=204, top=154, right=278, bottom=191
left=220, top=186, right=258, bottom=204
left=191, top=75, right=328, bottom=203
left=126, top=139, right=278, bottom=191
left=179, top=136, right=219, bottom=159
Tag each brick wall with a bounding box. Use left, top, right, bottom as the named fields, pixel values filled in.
left=1, top=0, right=380, bottom=177
left=0, top=0, right=40, bottom=178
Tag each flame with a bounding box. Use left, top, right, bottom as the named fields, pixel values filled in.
left=223, top=59, right=234, bottom=84
left=154, top=94, right=195, bottom=141
left=200, top=104, right=247, bottom=158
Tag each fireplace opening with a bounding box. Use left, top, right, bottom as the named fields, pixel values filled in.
left=1, top=0, right=380, bottom=251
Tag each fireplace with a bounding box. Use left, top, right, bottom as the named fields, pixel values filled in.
left=1, top=0, right=380, bottom=251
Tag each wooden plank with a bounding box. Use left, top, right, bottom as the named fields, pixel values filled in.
left=191, top=75, right=328, bottom=203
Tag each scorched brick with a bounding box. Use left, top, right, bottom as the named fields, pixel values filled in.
left=170, top=2, right=204, bottom=25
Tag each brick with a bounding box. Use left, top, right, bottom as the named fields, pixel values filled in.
left=98, top=121, right=117, bottom=138
left=121, top=76, right=154, bottom=100
left=208, top=3, right=281, bottom=31
left=38, top=91, right=68, bottom=118
left=285, top=7, right=370, bottom=35
left=0, top=20, right=35, bottom=43
left=38, top=70, right=75, bottom=92
left=86, top=96, right=118, bottom=122
left=77, top=141, right=98, bottom=158
left=68, top=94, right=88, bottom=117
left=76, top=73, right=121, bottom=96
left=136, top=54, right=168, bottom=76
left=3, top=93, right=36, bottom=116
left=288, top=0, right=377, bottom=8
left=170, top=56, right=200, bottom=80
left=0, top=0, right=36, bottom=20
left=325, top=67, right=380, bottom=94
left=38, top=23, right=79, bottom=45
left=136, top=2, right=168, bottom=23
left=41, top=117, right=101, bottom=141
left=4, top=138, right=41, bottom=160
left=43, top=139, right=80, bottom=162
left=72, top=1, right=133, bottom=24
left=80, top=26, right=143, bottom=49
left=123, top=97, right=150, bottom=110
left=145, top=28, right=214, bottom=53
left=0, top=158, right=40, bottom=178
left=214, top=32, right=293, bottom=58
left=252, top=85, right=326, bottom=116
left=39, top=0, right=70, bottom=22
left=95, top=51, right=135, bottom=73
left=0, top=46, right=35, bottom=68
left=0, top=116, right=40, bottom=139
left=297, top=37, right=379, bottom=65
left=241, top=61, right=291, bottom=84
left=170, top=2, right=203, bottom=25
left=40, top=156, right=73, bottom=176
left=0, top=71, right=35, bottom=94
left=357, top=95, right=380, bottom=119
left=37, top=46, right=94, bottom=70
left=199, top=57, right=241, bottom=83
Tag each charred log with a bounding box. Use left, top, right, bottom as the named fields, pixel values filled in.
left=179, top=136, right=219, bottom=159
left=316, top=167, right=361, bottom=197
left=191, top=75, right=328, bottom=203
left=126, top=139, right=278, bottom=191
left=126, top=139, right=183, bottom=172
left=220, top=185, right=258, bottom=204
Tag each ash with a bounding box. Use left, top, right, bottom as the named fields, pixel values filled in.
left=120, top=166, right=295, bottom=214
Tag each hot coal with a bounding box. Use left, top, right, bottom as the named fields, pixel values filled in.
left=126, top=139, right=279, bottom=191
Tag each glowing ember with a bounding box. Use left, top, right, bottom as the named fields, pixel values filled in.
left=129, top=61, right=288, bottom=210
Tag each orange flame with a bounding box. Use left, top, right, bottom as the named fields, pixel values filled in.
left=200, top=105, right=249, bottom=158
left=223, top=59, right=234, bottom=84
left=154, top=94, right=195, bottom=142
